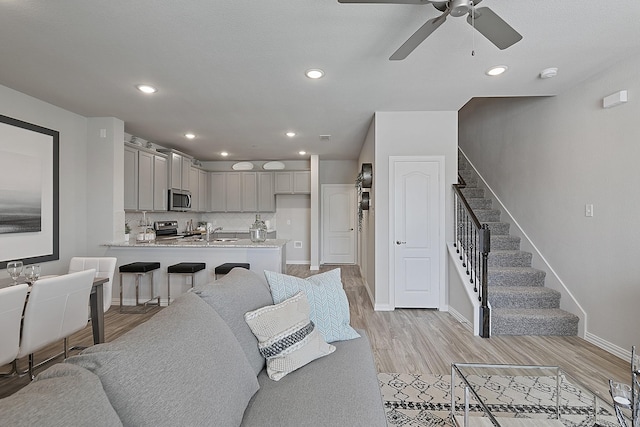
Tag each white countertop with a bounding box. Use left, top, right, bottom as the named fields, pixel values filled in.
left=106, top=238, right=287, bottom=249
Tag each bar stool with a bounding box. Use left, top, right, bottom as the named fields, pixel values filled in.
left=214, top=263, right=250, bottom=280
left=119, top=262, right=161, bottom=313
left=167, top=262, right=206, bottom=305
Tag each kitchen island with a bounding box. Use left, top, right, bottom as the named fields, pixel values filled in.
left=105, top=238, right=287, bottom=305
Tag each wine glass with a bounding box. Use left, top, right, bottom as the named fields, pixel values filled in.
left=7, top=261, right=23, bottom=285
left=24, top=264, right=41, bottom=285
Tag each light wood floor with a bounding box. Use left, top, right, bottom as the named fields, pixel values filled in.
left=1, top=265, right=630, bottom=402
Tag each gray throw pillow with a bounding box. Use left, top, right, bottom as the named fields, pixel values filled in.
left=67, top=292, right=258, bottom=427
left=192, top=267, right=274, bottom=375
left=0, top=363, right=123, bottom=427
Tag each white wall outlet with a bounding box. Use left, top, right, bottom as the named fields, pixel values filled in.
left=585, top=204, right=594, bottom=217
left=294, top=241, right=302, bottom=248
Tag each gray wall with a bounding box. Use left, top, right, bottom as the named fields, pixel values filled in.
left=358, top=111, right=458, bottom=310
left=458, top=52, right=640, bottom=354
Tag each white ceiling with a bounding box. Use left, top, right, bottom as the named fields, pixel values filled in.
left=1, top=1, right=639, bottom=161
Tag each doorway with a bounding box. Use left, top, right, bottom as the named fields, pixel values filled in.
left=321, top=184, right=356, bottom=264
left=390, top=157, right=444, bottom=308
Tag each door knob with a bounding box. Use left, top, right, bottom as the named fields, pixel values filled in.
left=396, top=240, right=406, bottom=245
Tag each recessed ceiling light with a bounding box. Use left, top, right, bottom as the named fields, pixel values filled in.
left=286, top=131, right=296, bottom=137
left=185, top=133, right=196, bottom=139
left=136, top=84, right=157, bottom=94
left=298, top=151, right=307, bottom=155
left=220, top=151, right=229, bottom=157
left=305, top=69, right=324, bottom=79
left=486, top=65, right=508, bottom=76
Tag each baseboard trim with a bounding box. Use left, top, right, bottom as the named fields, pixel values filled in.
left=287, top=260, right=311, bottom=265
left=310, top=265, right=320, bottom=271
left=447, top=306, right=473, bottom=332
left=374, top=303, right=394, bottom=311
left=584, top=332, right=631, bottom=362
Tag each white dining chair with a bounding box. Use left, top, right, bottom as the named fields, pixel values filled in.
left=0, top=284, right=29, bottom=376
left=17, top=269, right=95, bottom=379
left=68, top=257, right=117, bottom=312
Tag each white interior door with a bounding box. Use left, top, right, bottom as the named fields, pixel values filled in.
left=322, top=185, right=356, bottom=264
left=392, top=159, right=441, bottom=308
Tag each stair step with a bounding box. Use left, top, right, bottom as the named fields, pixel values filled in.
left=490, top=235, right=521, bottom=250
left=458, top=156, right=471, bottom=170
left=460, top=187, right=485, bottom=199
left=491, top=308, right=579, bottom=336
left=458, top=169, right=475, bottom=182
left=489, top=286, right=560, bottom=309
left=467, top=198, right=492, bottom=210
left=488, top=250, right=532, bottom=267
left=488, top=267, right=546, bottom=287
left=483, top=222, right=510, bottom=235
left=473, top=209, right=501, bottom=222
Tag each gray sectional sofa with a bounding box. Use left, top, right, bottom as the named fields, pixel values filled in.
left=0, top=268, right=387, bottom=427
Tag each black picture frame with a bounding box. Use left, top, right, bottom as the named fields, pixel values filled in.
left=0, top=115, right=59, bottom=269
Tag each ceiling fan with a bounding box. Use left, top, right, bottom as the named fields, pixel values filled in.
left=337, top=0, right=522, bottom=60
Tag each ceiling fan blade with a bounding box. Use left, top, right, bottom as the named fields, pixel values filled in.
left=338, top=0, right=435, bottom=4
left=467, top=7, right=522, bottom=50
left=389, top=13, right=447, bottom=60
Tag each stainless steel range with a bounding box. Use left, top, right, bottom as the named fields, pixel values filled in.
left=153, top=221, right=180, bottom=239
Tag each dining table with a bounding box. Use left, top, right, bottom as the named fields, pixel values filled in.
left=0, top=276, right=108, bottom=345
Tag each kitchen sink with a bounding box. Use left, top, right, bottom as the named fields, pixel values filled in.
left=213, top=238, right=237, bottom=242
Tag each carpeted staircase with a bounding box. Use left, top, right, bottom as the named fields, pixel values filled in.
left=458, top=154, right=579, bottom=336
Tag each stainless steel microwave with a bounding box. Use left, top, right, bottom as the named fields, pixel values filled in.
left=168, top=189, right=192, bottom=211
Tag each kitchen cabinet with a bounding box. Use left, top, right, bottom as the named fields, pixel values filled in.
left=159, top=149, right=193, bottom=191
left=189, top=166, right=208, bottom=212
left=198, top=169, right=208, bottom=212
left=209, top=171, right=275, bottom=213
left=242, top=172, right=258, bottom=212
left=153, top=155, right=167, bottom=210
left=124, top=143, right=168, bottom=211
left=138, top=150, right=154, bottom=210
left=210, top=172, right=226, bottom=212
left=274, top=171, right=310, bottom=194
left=124, top=145, right=138, bottom=210
left=257, top=172, right=275, bottom=212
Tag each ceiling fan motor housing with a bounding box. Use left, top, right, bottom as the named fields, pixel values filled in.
left=449, top=0, right=472, bottom=17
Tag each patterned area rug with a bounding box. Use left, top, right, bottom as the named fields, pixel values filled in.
left=379, top=373, right=619, bottom=427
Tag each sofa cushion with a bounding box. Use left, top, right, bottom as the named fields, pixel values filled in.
left=192, top=267, right=274, bottom=375
left=67, top=292, right=258, bottom=427
left=244, top=292, right=335, bottom=381
left=264, top=268, right=360, bottom=342
left=0, top=363, right=123, bottom=427
left=240, top=330, right=387, bottom=427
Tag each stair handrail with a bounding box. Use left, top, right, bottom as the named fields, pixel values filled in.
left=453, top=174, right=491, bottom=337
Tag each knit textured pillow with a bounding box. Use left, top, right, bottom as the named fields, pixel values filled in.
left=244, top=292, right=335, bottom=381
left=264, top=268, right=360, bottom=343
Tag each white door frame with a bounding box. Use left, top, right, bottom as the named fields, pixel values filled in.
left=388, top=156, right=446, bottom=309
left=320, top=184, right=357, bottom=265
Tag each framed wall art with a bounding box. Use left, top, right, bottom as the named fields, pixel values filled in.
left=0, top=115, right=59, bottom=269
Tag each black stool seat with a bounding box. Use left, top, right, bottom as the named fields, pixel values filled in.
left=214, top=263, right=250, bottom=276
left=119, top=262, right=160, bottom=273
left=168, top=262, right=206, bottom=274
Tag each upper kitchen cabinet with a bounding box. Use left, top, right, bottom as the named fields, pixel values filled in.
left=274, top=171, right=310, bottom=194
left=124, top=143, right=168, bottom=212
left=189, top=165, right=209, bottom=212
left=158, top=149, right=193, bottom=191
left=124, top=145, right=138, bottom=210
left=209, top=171, right=275, bottom=213
left=257, top=172, right=275, bottom=212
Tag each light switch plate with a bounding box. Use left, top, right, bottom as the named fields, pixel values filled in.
left=585, top=204, right=594, bottom=217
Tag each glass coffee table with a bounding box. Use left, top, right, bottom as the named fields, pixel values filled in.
left=450, top=363, right=625, bottom=427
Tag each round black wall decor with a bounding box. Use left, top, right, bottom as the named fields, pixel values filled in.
left=360, top=192, right=370, bottom=210
left=361, top=163, right=372, bottom=188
